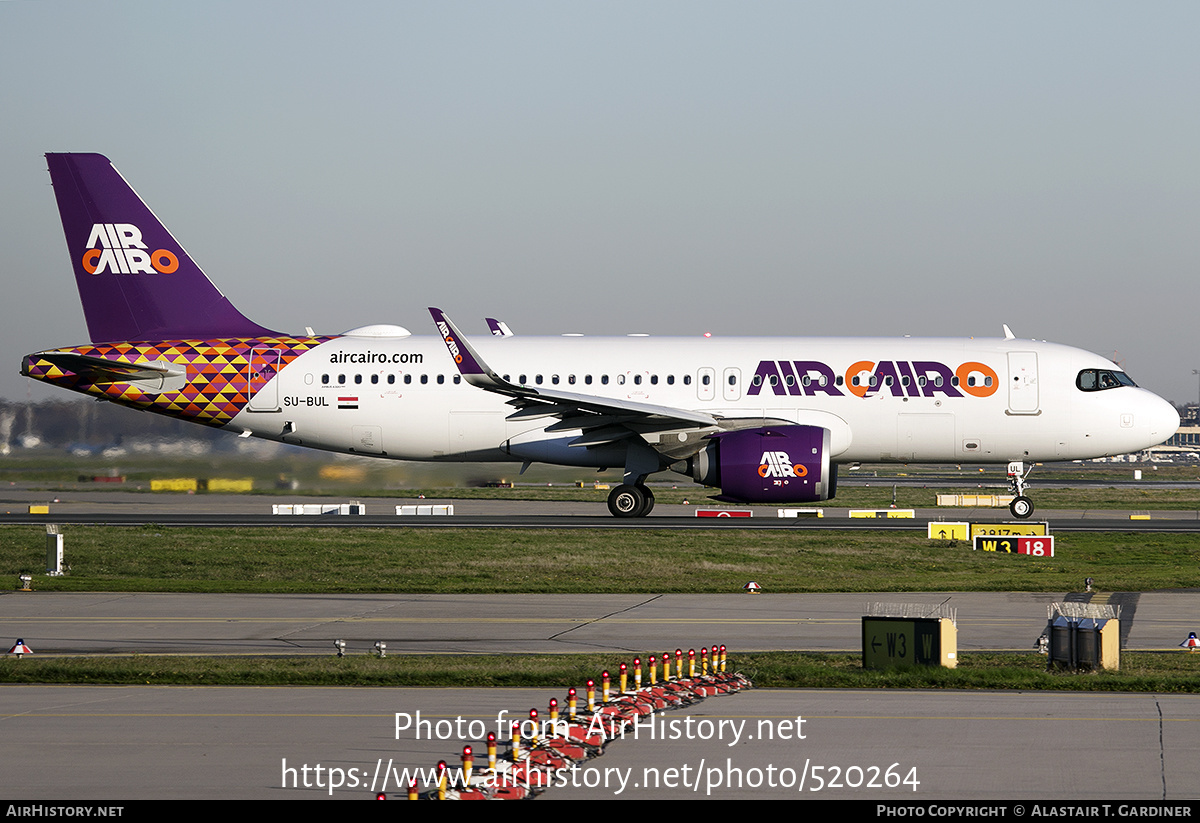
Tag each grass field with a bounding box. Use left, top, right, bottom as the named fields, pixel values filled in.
left=3, top=525, right=1198, bottom=594
left=2, top=651, right=1197, bottom=692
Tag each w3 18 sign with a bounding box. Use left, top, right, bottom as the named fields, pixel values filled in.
left=972, top=535, right=1054, bottom=556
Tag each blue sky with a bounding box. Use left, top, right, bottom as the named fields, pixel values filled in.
left=3, top=1, right=1198, bottom=403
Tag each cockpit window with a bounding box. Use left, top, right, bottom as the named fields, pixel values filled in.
left=1077, top=369, right=1136, bottom=392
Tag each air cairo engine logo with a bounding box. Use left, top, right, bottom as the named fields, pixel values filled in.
left=81, top=223, right=179, bottom=275
left=758, top=451, right=807, bottom=478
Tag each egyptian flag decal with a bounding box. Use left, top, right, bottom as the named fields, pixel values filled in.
left=338, top=396, right=359, bottom=410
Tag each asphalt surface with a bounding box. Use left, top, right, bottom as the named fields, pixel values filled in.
left=2, top=685, right=1198, bottom=800
left=4, top=590, right=1198, bottom=655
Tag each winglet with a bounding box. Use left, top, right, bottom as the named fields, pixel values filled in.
left=486, top=317, right=514, bottom=337
left=429, top=308, right=506, bottom=389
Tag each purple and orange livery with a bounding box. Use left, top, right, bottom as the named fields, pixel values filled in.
left=21, top=153, right=1181, bottom=519
left=25, top=153, right=326, bottom=427
left=23, top=338, right=328, bottom=427
left=46, top=153, right=275, bottom=344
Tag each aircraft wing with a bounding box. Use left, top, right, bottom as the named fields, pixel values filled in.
left=25, top=351, right=185, bottom=384
left=429, top=308, right=719, bottom=450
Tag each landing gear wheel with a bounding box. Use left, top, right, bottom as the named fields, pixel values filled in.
left=639, top=486, right=655, bottom=517
left=1010, top=496, right=1034, bottom=519
left=608, top=484, right=648, bottom=518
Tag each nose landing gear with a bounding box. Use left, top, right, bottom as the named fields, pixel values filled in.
left=1007, top=461, right=1034, bottom=518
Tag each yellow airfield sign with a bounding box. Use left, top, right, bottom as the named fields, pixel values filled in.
left=969, top=522, right=1049, bottom=537
left=927, top=522, right=969, bottom=541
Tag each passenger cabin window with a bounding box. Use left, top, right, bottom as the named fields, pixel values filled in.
left=1077, top=369, right=1135, bottom=391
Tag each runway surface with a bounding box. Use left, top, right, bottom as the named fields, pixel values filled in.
left=3, top=685, right=1198, bottom=800
left=4, top=590, right=1198, bottom=655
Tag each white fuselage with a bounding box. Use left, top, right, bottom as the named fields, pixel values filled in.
left=226, top=331, right=1178, bottom=468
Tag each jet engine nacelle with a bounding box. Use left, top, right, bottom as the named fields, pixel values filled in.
left=684, top=425, right=836, bottom=504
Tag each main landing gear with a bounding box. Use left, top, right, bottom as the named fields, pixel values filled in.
left=607, top=440, right=661, bottom=518
left=607, top=484, right=655, bottom=518
left=1007, top=461, right=1034, bottom=519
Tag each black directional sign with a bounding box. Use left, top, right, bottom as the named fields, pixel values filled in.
left=862, top=617, right=944, bottom=669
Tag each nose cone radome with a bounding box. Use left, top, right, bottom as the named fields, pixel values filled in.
left=1144, top=392, right=1180, bottom=446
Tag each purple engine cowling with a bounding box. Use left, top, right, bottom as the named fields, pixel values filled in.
left=689, top=426, right=835, bottom=504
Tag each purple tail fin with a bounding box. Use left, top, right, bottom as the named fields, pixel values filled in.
left=46, top=153, right=277, bottom=343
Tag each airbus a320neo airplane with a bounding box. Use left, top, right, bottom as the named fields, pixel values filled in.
left=23, top=153, right=1179, bottom=518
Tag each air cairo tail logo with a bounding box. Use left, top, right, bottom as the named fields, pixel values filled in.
left=758, top=451, right=807, bottom=478
left=81, top=223, right=179, bottom=275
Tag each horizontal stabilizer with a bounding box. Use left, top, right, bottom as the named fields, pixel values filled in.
left=24, top=350, right=183, bottom=384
